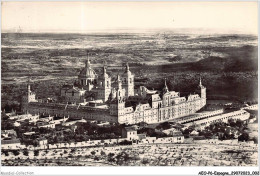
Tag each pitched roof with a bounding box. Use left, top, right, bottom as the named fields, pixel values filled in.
left=1, top=139, right=21, bottom=145
left=124, top=127, right=137, bottom=132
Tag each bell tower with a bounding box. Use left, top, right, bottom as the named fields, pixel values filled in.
left=97, top=65, right=111, bottom=102
left=198, top=77, right=206, bottom=99
left=121, top=63, right=134, bottom=97
left=22, top=78, right=36, bottom=113
left=109, top=91, right=125, bottom=116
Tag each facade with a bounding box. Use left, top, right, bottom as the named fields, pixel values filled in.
left=60, top=86, right=86, bottom=103
left=1, top=139, right=21, bottom=150
left=122, top=127, right=138, bottom=140
left=185, top=109, right=250, bottom=129
left=22, top=59, right=207, bottom=125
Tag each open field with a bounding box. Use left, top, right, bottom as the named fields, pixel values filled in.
left=1, top=143, right=257, bottom=166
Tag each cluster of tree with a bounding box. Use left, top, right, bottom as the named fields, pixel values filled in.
left=191, top=119, right=250, bottom=141
left=137, top=127, right=168, bottom=138
left=1, top=119, right=14, bottom=130
left=182, top=126, right=195, bottom=138
left=75, top=122, right=124, bottom=138
left=155, top=122, right=172, bottom=130
left=118, top=140, right=132, bottom=145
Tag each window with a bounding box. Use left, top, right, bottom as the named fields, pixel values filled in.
left=72, top=91, right=74, bottom=96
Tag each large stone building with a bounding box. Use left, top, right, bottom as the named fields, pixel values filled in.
left=22, top=59, right=206, bottom=125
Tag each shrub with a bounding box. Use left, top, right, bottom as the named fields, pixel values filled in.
left=23, top=149, right=29, bottom=156
left=12, top=150, right=20, bottom=156
left=34, top=150, right=39, bottom=156
left=91, top=151, right=96, bottom=155
left=3, top=150, right=9, bottom=156
left=100, top=151, right=106, bottom=156
left=142, top=158, right=150, bottom=165
left=238, top=132, right=249, bottom=142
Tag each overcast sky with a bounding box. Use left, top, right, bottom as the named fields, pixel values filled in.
left=1, top=1, right=258, bottom=34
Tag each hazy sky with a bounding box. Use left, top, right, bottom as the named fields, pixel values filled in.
left=1, top=1, right=258, bottom=34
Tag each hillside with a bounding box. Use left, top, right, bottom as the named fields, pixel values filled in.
left=191, top=45, right=258, bottom=71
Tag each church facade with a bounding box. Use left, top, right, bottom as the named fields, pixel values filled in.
left=22, top=59, right=206, bottom=125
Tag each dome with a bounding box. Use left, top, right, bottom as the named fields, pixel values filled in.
left=78, top=59, right=96, bottom=78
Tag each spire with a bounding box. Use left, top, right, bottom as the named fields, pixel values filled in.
left=27, top=77, right=31, bottom=93
left=117, top=74, right=122, bottom=89
left=103, top=65, right=106, bottom=74
left=198, top=76, right=204, bottom=88
left=126, top=62, right=129, bottom=71
left=162, top=78, right=169, bottom=93
left=117, top=74, right=121, bottom=81
left=85, top=53, right=91, bottom=67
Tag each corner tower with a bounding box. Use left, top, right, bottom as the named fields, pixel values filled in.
left=197, top=77, right=206, bottom=108
left=198, top=77, right=206, bottom=99
left=121, top=63, right=134, bottom=97
left=22, top=78, right=37, bottom=113
left=96, top=66, right=112, bottom=102
left=109, top=92, right=125, bottom=117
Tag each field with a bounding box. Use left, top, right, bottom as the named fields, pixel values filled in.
left=1, top=32, right=258, bottom=110
left=1, top=143, right=257, bottom=166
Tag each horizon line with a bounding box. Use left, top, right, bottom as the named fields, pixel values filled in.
left=1, top=27, right=257, bottom=35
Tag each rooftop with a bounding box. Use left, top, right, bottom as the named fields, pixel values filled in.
left=124, top=127, right=137, bottom=132
left=1, top=139, right=21, bottom=145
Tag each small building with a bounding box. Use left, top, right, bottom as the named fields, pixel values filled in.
left=122, top=127, right=138, bottom=141
left=62, top=118, right=86, bottom=126
left=37, top=121, right=55, bottom=129
left=190, top=130, right=199, bottom=136
left=97, top=121, right=110, bottom=127
left=1, top=139, right=21, bottom=149
left=1, top=130, right=17, bottom=139
left=37, top=138, right=48, bottom=146
left=162, top=127, right=181, bottom=135
left=137, top=133, right=146, bottom=140
left=14, top=121, right=21, bottom=127
left=23, top=132, right=37, bottom=139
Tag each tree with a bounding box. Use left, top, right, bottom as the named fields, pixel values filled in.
left=12, top=150, right=20, bottom=156
left=3, top=150, right=9, bottom=156
left=116, top=152, right=129, bottom=165
left=252, top=137, right=258, bottom=144
left=108, top=153, right=115, bottom=162
left=238, top=132, right=249, bottom=142
left=101, top=151, right=106, bottom=156
left=94, top=156, right=99, bottom=161
left=71, top=148, right=76, bottom=153
left=23, top=149, right=29, bottom=156
left=34, top=150, right=39, bottom=156
left=142, top=158, right=150, bottom=165
left=156, top=122, right=171, bottom=130
left=91, top=151, right=96, bottom=155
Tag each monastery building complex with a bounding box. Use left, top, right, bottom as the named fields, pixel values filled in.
left=22, top=59, right=207, bottom=125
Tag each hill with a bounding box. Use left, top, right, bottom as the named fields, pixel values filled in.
left=191, top=45, right=258, bottom=72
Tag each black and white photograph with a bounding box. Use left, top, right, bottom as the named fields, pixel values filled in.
left=0, top=1, right=259, bottom=175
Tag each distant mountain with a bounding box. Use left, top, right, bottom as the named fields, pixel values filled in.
left=191, top=45, right=258, bottom=72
